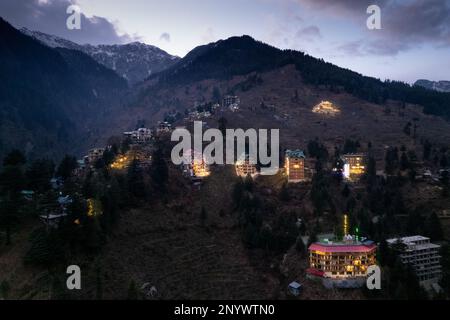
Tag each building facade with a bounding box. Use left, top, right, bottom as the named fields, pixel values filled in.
left=84, top=148, right=105, bottom=165
left=285, top=149, right=306, bottom=182
left=387, top=235, right=442, bottom=287
left=308, top=240, right=377, bottom=279
left=235, top=153, right=258, bottom=177
left=181, top=149, right=210, bottom=179
left=342, top=153, right=366, bottom=181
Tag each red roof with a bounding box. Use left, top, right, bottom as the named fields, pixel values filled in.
left=306, top=268, right=325, bottom=277
left=308, top=243, right=377, bottom=253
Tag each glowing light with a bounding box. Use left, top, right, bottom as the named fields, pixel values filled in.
left=312, top=101, right=341, bottom=116
left=344, top=214, right=349, bottom=236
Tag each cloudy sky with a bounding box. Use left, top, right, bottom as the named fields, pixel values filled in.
left=1, top=0, right=449, bottom=83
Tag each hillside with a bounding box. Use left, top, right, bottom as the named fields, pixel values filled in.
left=0, top=18, right=128, bottom=161
left=143, top=35, right=450, bottom=121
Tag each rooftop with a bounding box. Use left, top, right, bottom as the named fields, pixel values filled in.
left=309, top=241, right=377, bottom=253
left=285, top=149, right=305, bottom=158
left=386, top=235, right=430, bottom=244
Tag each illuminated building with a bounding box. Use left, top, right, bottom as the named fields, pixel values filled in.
left=235, top=153, right=258, bottom=177
left=308, top=239, right=377, bottom=280
left=312, top=100, right=341, bottom=116
left=285, top=149, right=306, bottom=183
left=110, top=155, right=129, bottom=170
left=87, top=198, right=102, bottom=217
left=342, top=153, right=366, bottom=181
left=181, top=149, right=210, bottom=179
left=387, top=235, right=442, bottom=288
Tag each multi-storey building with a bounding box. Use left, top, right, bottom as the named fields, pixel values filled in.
left=308, top=239, right=377, bottom=280
left=181, top=149, right=210, bottom=179
left=387, top=235, right=442, bottom=287
left=285, top=149, right=306, bottom=182
left=342, top=153, right=366, bottom=181
left=235, top=153, right=258, bottom=177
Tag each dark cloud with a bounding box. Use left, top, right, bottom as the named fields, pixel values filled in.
left=299, top=0, right=450, bottom=55
left=159, top=32, right=171, bottom=42
left=0, top=0, right=139, bottom=45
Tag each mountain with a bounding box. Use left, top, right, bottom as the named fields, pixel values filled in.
left=0, top=18, right=128, bottom=161
left=415, top=79, right=450, bottom=93
left=21, top=28, right=180, bottom=85
left=121, top=35, right=450, bottom=165
left=143, top=35, right=450, bottom=121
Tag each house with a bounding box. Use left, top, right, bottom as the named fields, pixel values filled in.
left=285, top=149, right=306, bottom=183
left=181, top=149, right=210, bottom=179
left=222, top=95, right=240, bottom=108
left=39, top=213, right=68, bottom=229
left=235, top=153, right=258, bottom=177
left=342, top=153, right=366, bottom=181
left=21, top=190, right=34, bottom=201
left=288, top=281, right=302, bottom=296
left=123, top=128, right=152, bottom=144
left=387, top=235, right=442, bottom=289
left=50, top=178, right=63, bottom=190
left=84, top=148, right=105, bottom=165
left=156, top=121, right=172, bottom=134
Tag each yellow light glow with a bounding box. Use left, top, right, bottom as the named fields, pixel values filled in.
left=344, top=214, right=349, bottom=236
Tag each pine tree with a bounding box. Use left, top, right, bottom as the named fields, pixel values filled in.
left=56, top=155, right=78, bottom=181
left=127, top=159, right=147, bottom=199
left=150, top=146, right=168, bottom=194
left=200, top=206, right=207, bottom=227
left=279, top=182, right=290, bottom=201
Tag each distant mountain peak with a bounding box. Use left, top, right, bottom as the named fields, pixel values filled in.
left=20, top=28, right=180, bottom=85
left=414, top=79, right=450, bottom=93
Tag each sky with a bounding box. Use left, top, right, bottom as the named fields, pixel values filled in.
left=1, top=0, right=449, bottom=83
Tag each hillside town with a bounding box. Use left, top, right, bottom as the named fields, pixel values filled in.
left=2, top=92, right=448, bottom=301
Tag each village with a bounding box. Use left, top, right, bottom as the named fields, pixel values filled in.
left=10, top=93, right=446, bottom=299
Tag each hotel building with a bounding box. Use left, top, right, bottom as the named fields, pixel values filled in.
left=342, top=153, right=366, bottom=181
left=285, top=149, right=306, bottom=183
left=308, top=239, right=377, bottom=280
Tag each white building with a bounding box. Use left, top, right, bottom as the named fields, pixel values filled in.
left=123, top=128, right=152, bottom=144
left=387, top=235, right=442, bottom=288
